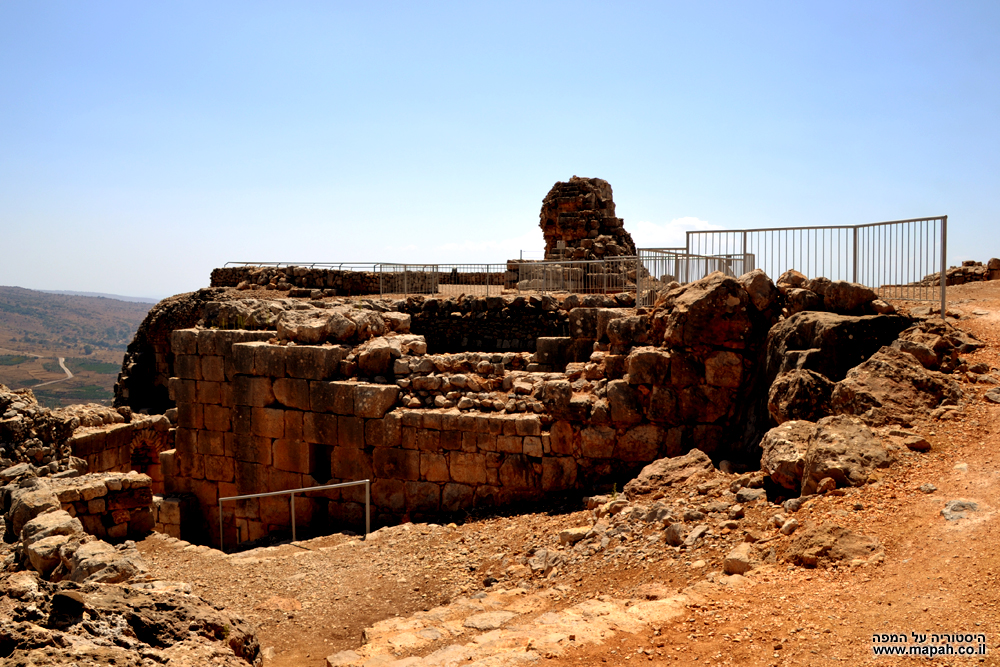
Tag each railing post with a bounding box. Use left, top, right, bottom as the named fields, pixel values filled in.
left=290, top=493, right=296, bottom=542
left=218, top=500, right=224, bottom=552
left=852, top=226, right=859, bottom=284
left=365, top=480, right=371, bottom=537
left=940, top=216, right=948, bottom=319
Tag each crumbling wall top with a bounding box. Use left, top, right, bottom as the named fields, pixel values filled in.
left=540, top=176, right=636, bottom=261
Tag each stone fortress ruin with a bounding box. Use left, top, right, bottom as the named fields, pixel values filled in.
left=4, top=176, right=999, bottom=560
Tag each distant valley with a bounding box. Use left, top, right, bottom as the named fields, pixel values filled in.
left=0, top=286, right=154, bottom=407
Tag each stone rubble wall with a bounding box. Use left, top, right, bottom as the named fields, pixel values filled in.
left=46, top=471, right=154, bottom=542
left=67, top=415, right=174, bottom=493
left=916, top=258, right=1000, bottom=286
left=211, top=266, right=507, bottom=296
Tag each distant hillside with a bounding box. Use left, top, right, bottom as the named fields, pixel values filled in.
left=39, top=290, right=160, bottom=304
left=0, top=286, right=154, bottom=407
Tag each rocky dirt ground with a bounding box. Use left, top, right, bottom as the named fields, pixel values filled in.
left=135, top=280, right=1000, bottom=667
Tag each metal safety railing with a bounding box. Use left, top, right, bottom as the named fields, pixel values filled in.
left=224, top=262, right=383, bottom=271
left=635, top=249, right=756, bottom=306
left=377, top=263, right=440, bottom=297
left=218, top=479, right=370, bottom=552
left=432, top=264, right=507, bottom=297
left=685, top=216, right=947, bottom=309
left=515, top=256, right=638, bottom=295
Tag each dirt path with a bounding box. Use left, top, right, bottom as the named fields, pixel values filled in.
left=138, top=281, right=1000, bottom=667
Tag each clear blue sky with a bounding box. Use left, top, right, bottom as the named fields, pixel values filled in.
left=2, top=1, right=998, bottom=299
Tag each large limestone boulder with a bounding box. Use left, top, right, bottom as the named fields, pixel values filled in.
left=766, top=311, right=911, bottom=382
left=276, top=306, right=388, bottom=345
left=277, top=309, right=343, bottom=344
left=767, top=369, right=835, bottom=423
left=759, top=420, right=816, bottom=490
left=800, top=415, right=889, bottom=495
left=805, top=278, right=877, bottom=314
left=780, top=522, right=882, bottom=567
left=760, top=415, right=890, bottom=494
left=8, top=485, right=61, bottom=536
left=25, top=534, right=72, bottom=576
left=66, top=540, right=147, bottom=584
left=623, top=449, right=715, bottom=499
left=830, top=346, right=964, bottom=426
left=21, top=509, right=83, bottom=546
left=656, top=273, right=754, bottom=349
left=737, top=269, right=780, bottom=313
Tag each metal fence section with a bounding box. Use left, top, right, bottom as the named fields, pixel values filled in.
left=635, top=249, right=756, bottom=306
left=377, top=264, right=440, bottom=297
left=377, top=264, right=508, bottom=297
left=224, top=262, right=383, bottom=271
left=514, top=257, right=639, bottom=295
left=435, top=264, right=507, bottom=297
left=218, top=479, right=370, bottom=552
left=685, top=216, right=947, bottom=308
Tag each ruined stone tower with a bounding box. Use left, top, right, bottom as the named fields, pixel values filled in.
left=539, top=176, right=637, bottom=261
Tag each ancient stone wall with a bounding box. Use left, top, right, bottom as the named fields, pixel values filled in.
left=917, top=258, right=1000, bottom=286
left=159, top=272, right=785, bottom=548
left=540, top=177, right=636, bottom=261
left=29, top=471, right=155, bottom=543
left=102, top=266, right=925, bottom=550
left=67, top=415, right=174, bottom=493
left=403, top=294, right=572, bottom=354
left=165, top=328, right=614, bottom=547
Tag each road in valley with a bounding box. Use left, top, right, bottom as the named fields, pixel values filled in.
left=29, top=357, right=74, bottom=388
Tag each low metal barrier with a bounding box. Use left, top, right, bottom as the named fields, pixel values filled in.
left=434, top=264, right=507, bottom=297
left=515, top=256, right=638, bottom=295
left=224, top=262, right=383, bottom=271
left=218, top=479, right=370, bottom=552
left=377, top=264, right=440, bottom=297
left=636, top=249, right=755, bottom=305
left=685, top=216, right=947, bottom=309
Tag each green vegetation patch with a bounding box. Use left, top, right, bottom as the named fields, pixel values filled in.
left=33, top=384, right=112, bottom=406
left=0, top=355, right=30, bottom=366
left=42, top=359, right=63, bottom=373
left=66, top=358, right=120, bottom=375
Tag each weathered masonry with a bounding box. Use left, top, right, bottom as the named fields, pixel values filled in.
left=166, top=327, right=626, bottom=547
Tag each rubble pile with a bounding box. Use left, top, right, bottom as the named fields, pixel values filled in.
left=0, top=384, right=116, bottom=476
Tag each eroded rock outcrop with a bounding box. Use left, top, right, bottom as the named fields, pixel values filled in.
left=767, top=369, right=835, bottom=424
left=0, top=575, right=261, bottom=666
left=830, top=346, right=964, bottom=426
left=760, top=415, right=890, bottom=495
left=765, top=311, right=911, bottom=383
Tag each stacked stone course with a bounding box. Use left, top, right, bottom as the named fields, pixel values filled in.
left=540, top=177, right=636, bottom=261
left=49, top=471, right=154, bottom=542
left=166, top=327, right=624, bottom=546
left=67, top=415, right=173, bottom=492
